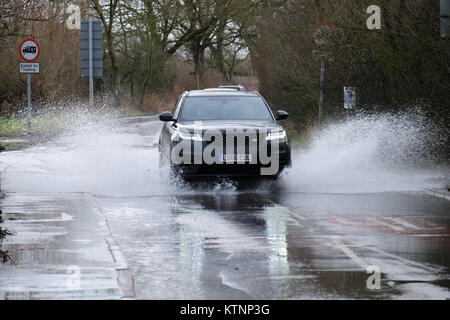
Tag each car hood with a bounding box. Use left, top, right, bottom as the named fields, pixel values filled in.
left=176, top=121, right=285, bottom=133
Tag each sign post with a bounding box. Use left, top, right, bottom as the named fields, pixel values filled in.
left=319, top=61, right=324, bottom=126
left=19, top=39, right=40, bottom=129
left=312, top=24, right=333, bottom=128
left=27, top=73, right=31, bottom=128
left=80, top=20, right=103, bottom=108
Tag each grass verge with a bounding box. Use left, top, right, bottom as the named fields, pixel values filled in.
left=0, top=115, right=67, bottom=137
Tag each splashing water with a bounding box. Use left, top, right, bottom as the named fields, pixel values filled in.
left=0, top=107, right=237, bottom=196
left=0, top=106, right=447, bottom=196
left=281, top=110, right=448, bottom=193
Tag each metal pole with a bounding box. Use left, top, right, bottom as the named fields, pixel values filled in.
left=89, top=20, right=94, bottom=108
left=27, top=73, right=31, bottom=129
left=318, top=61, right=325, bottom=127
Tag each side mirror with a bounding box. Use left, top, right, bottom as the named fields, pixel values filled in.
left=276, top=110, right=289, bottom=121
left=159, top=111, right=175, bottom=122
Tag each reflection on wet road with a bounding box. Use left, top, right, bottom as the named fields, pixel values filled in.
left=0, top=115, right=449, bottom=299
left=97, top=192, right=449, bottom=299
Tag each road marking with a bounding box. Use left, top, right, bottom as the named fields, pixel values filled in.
left=329, top=237, right=369, bottom=270
left=262, top=200, right=308, bottom=221
left=366, top=217, right=405, bottom=232
left=421, top=218, right=444, bottom=229
left=219, top=271, right=251, bottom=296
left=365, top=246, right=440, bottom=273
left=382, top=217, right=422, bottom=231
left=424, top=190, right=449, bottom=201
left=261, top=201, right=444, bottom=285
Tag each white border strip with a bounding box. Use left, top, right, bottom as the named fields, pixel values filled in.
left=93, top=198, right=136, bottom=299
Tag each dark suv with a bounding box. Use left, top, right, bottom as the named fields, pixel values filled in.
left=158, top=90, right=291, bottom=179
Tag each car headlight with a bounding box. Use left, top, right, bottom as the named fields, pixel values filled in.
left=172, top=131, right=203, bottom=142
left=266, top=130, right=287, bottom=141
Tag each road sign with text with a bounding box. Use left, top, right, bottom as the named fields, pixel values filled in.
left=80, top=21, right=103, bottom=78
left=20, top=63, right=40, bottom=74
left=442, top=0, right=450, bottom=39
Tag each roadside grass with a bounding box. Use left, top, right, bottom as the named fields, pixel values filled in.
left=0, top=107, right=118, bottom=139
left=0, top=115, right=65, bottom=151
left=119, top=107, right=154, bottom=117
left=0, top=115, right=65, bottom=137
left=0, top=141, right=28, bottom=151
left=0, top=110, right=118, bottom=153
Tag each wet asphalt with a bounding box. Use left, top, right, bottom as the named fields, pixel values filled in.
left=0, top=116, right=449, bottom=299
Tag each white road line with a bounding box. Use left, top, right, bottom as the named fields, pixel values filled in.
left=421, top=219, right=443, bottom=229
left=365, top=246, right=440, bottom=273
left=366, top=217, right=405, bottom=232
left=329, top=237, right=369, bottom=270
left=219, top=271, right=252, bottom=296
left=264, top=201, right=308, bottom=221
left=424, top=190, right=449, bottom=201
left=383, top=217, right=422, bottom=230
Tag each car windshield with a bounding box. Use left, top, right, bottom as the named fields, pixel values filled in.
left=179, top=96, right=273, bottom=122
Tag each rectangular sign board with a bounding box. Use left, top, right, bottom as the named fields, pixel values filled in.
left=20, top=62, right=40, bottom=73
left=344, top=87, right=359, bottom=109
left=81, top=68, right=103, bottom=77
left=80, top=39, right=103, bottom=50
left=442, top=0, right=449, bottom=39
left=80, top=49, right=103, bottom=60
left=81, top=60, right=103, bottom=68
left=80, top=20, right=103, bottom=78
left=80, top=21, right=103, bottom=32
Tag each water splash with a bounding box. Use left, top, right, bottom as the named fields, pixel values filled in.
left=0, top=105, right=447, bottom=196
left=281, top=109, right=448, bottom=193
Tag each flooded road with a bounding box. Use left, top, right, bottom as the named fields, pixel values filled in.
left=0, top=115, right=449, bottom=299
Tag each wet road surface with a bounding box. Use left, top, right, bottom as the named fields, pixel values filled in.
left=0, top=115, right=449, bottom=299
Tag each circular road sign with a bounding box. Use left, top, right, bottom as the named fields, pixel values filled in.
left=312, top=24, right=334, bottom=50
left=20, top=39, right=40, bottom=62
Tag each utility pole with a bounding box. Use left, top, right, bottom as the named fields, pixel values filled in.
left=312, top=23, right=330, bottom=127
left=314, top=0, right=327, bottom=128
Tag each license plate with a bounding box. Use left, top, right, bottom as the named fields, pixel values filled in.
left=221, top=154, right=252, bottom=163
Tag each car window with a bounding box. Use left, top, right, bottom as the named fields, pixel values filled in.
left=179, top=96, right=273, bottom=122
left=172, top=97, right=183, bottom=119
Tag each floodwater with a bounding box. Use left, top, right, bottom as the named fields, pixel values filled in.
left=0, top=113, right=449, bottom=299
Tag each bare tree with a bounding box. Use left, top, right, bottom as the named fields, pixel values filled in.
left=91, top=0, right=121, bottom=106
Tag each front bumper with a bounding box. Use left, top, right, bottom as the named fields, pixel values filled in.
left=169, top=134, right=291, bottom=178
left=171, top=150, right=291, bottom=178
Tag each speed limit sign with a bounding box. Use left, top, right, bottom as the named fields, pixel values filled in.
left=20, top=39, right=40, bottom=62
